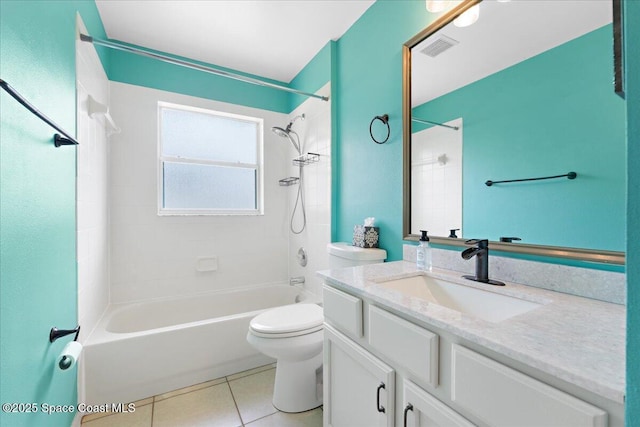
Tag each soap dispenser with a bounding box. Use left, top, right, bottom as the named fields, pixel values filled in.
left=416, top=230, right=432, bottom=271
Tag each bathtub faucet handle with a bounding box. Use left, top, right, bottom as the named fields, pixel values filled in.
left=289, top=276, right=305, bottom=286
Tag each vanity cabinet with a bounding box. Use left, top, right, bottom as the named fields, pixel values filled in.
left=322, top=284, right=613, bottom=427
left=324, top=324, right=395, bottom=427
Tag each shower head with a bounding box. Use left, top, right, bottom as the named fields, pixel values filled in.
left=271, top=126, right=290, bottom=138
left=271, top=125, right=301, bottom=154
left=272, top=114, right=305, bottom=154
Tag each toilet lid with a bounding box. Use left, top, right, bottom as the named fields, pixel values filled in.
left=250, top=304, right=323, bottom=335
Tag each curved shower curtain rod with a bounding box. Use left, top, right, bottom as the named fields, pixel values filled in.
left=80, top=34, right=329, bottom=102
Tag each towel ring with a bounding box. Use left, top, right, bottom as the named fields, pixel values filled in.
left=370, top=114, right=390, bottom=144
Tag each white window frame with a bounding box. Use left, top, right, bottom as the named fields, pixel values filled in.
left=157, top=101, right=264, bottom=216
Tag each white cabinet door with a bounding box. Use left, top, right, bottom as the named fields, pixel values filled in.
left=324, top=324, right=395, bottom=427
left=402, top=379, right=475, bottom=427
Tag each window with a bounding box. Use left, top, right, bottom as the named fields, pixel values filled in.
left=158, top=102, right=263, bottom=215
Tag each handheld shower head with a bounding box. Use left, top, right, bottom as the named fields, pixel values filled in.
left=271, top=126, right=301, bottom=154
left=272, top=113, right=305, bottom=154
left=273, top=113, right=307, bottom=235
left=271, top=126, right=290, bottom=138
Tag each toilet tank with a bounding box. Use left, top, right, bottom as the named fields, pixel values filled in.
left=327, top=243, right=387, bottom=269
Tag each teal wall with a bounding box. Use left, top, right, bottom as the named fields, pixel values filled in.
left=0, top=2, right=106, bottom=426
left=334, top=0, right=434, bottom=261
left=289, top=41, right=333, bottom=111
left=412, top=25, right=625, bottom=252
left=108, top=44, right=291, bottom=113
left=108, top=36, right=333, bottom=115
left=625, top=0, right=640, bottom=423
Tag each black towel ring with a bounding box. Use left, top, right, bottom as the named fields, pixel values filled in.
left=370, top=114, right=390, bottom=144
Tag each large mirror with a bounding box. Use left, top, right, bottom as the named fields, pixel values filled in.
left=403, top=0, right=625, bottom=264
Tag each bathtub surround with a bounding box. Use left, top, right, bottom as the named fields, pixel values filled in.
left=104, top=39, right=333, bottom=302
left=76, top=16, right=111, bottom=348
left=288, top=83, right=332, bottom=297
left=403, top=245, right=626, bottom=305
left=108, top=82, right=290, bottom=303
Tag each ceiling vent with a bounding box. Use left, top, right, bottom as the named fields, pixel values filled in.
left=419, top=34, right=459, bottom=58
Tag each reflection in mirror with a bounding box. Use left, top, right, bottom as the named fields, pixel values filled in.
left=403, top=0, right=625, bottom=264
left=411, top=118, right=462, bottom=237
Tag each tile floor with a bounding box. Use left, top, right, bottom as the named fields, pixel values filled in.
left=81, top=364, right=323, bottom=427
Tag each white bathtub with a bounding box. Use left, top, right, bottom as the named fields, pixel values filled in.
left=81, top=284, right=314, bottom=405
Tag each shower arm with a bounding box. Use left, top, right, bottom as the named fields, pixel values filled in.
left=287, top=114, right=305, bottom=130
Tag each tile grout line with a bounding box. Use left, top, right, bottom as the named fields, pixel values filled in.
left=149, top=399, right=155, bottom=427
left=225, top=377, right=246, bottom=427
left=242, top=411, right=276, bottom=426
left=82, top=365, right=276, bottom=426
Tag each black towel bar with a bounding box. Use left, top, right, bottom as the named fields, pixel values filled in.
left=486, top=172, right=577, bottom=187
left=0, top=78, right=79, bottom=147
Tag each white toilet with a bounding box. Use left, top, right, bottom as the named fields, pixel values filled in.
left=246, top=242, right=386, bottom=413
left=247, top=303, right=324, bottom=412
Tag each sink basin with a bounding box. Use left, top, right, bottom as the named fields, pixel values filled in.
left=376, top=275, right=541, bottom=322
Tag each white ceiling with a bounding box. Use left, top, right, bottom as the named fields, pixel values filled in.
left=95, top=0, right=375, bottom=83
left=412, top=0, right=612, bottom=106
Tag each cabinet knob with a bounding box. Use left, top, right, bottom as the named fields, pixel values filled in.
left=403, top=403, right=414, bottom=427
left=376, top=382, right=386, bottom=413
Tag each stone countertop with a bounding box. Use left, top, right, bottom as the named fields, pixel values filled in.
left=317, top=261, right=625, bottom=404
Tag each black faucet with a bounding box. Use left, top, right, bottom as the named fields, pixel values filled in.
left=461, top=239, right=505, bottom=286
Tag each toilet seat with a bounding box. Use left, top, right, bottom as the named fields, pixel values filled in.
left=249, top=304, right=323, bottom=338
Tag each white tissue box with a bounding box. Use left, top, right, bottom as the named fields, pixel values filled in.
left=353, top=225, right=379, bottom=248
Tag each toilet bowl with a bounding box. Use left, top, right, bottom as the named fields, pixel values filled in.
left=246, top=303, right=324, bottom=413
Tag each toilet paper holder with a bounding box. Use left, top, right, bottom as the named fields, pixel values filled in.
left=49, top=325, right=80, bottom=343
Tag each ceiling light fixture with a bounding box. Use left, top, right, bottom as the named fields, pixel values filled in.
left=453, top=4, right=480, bottom=27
